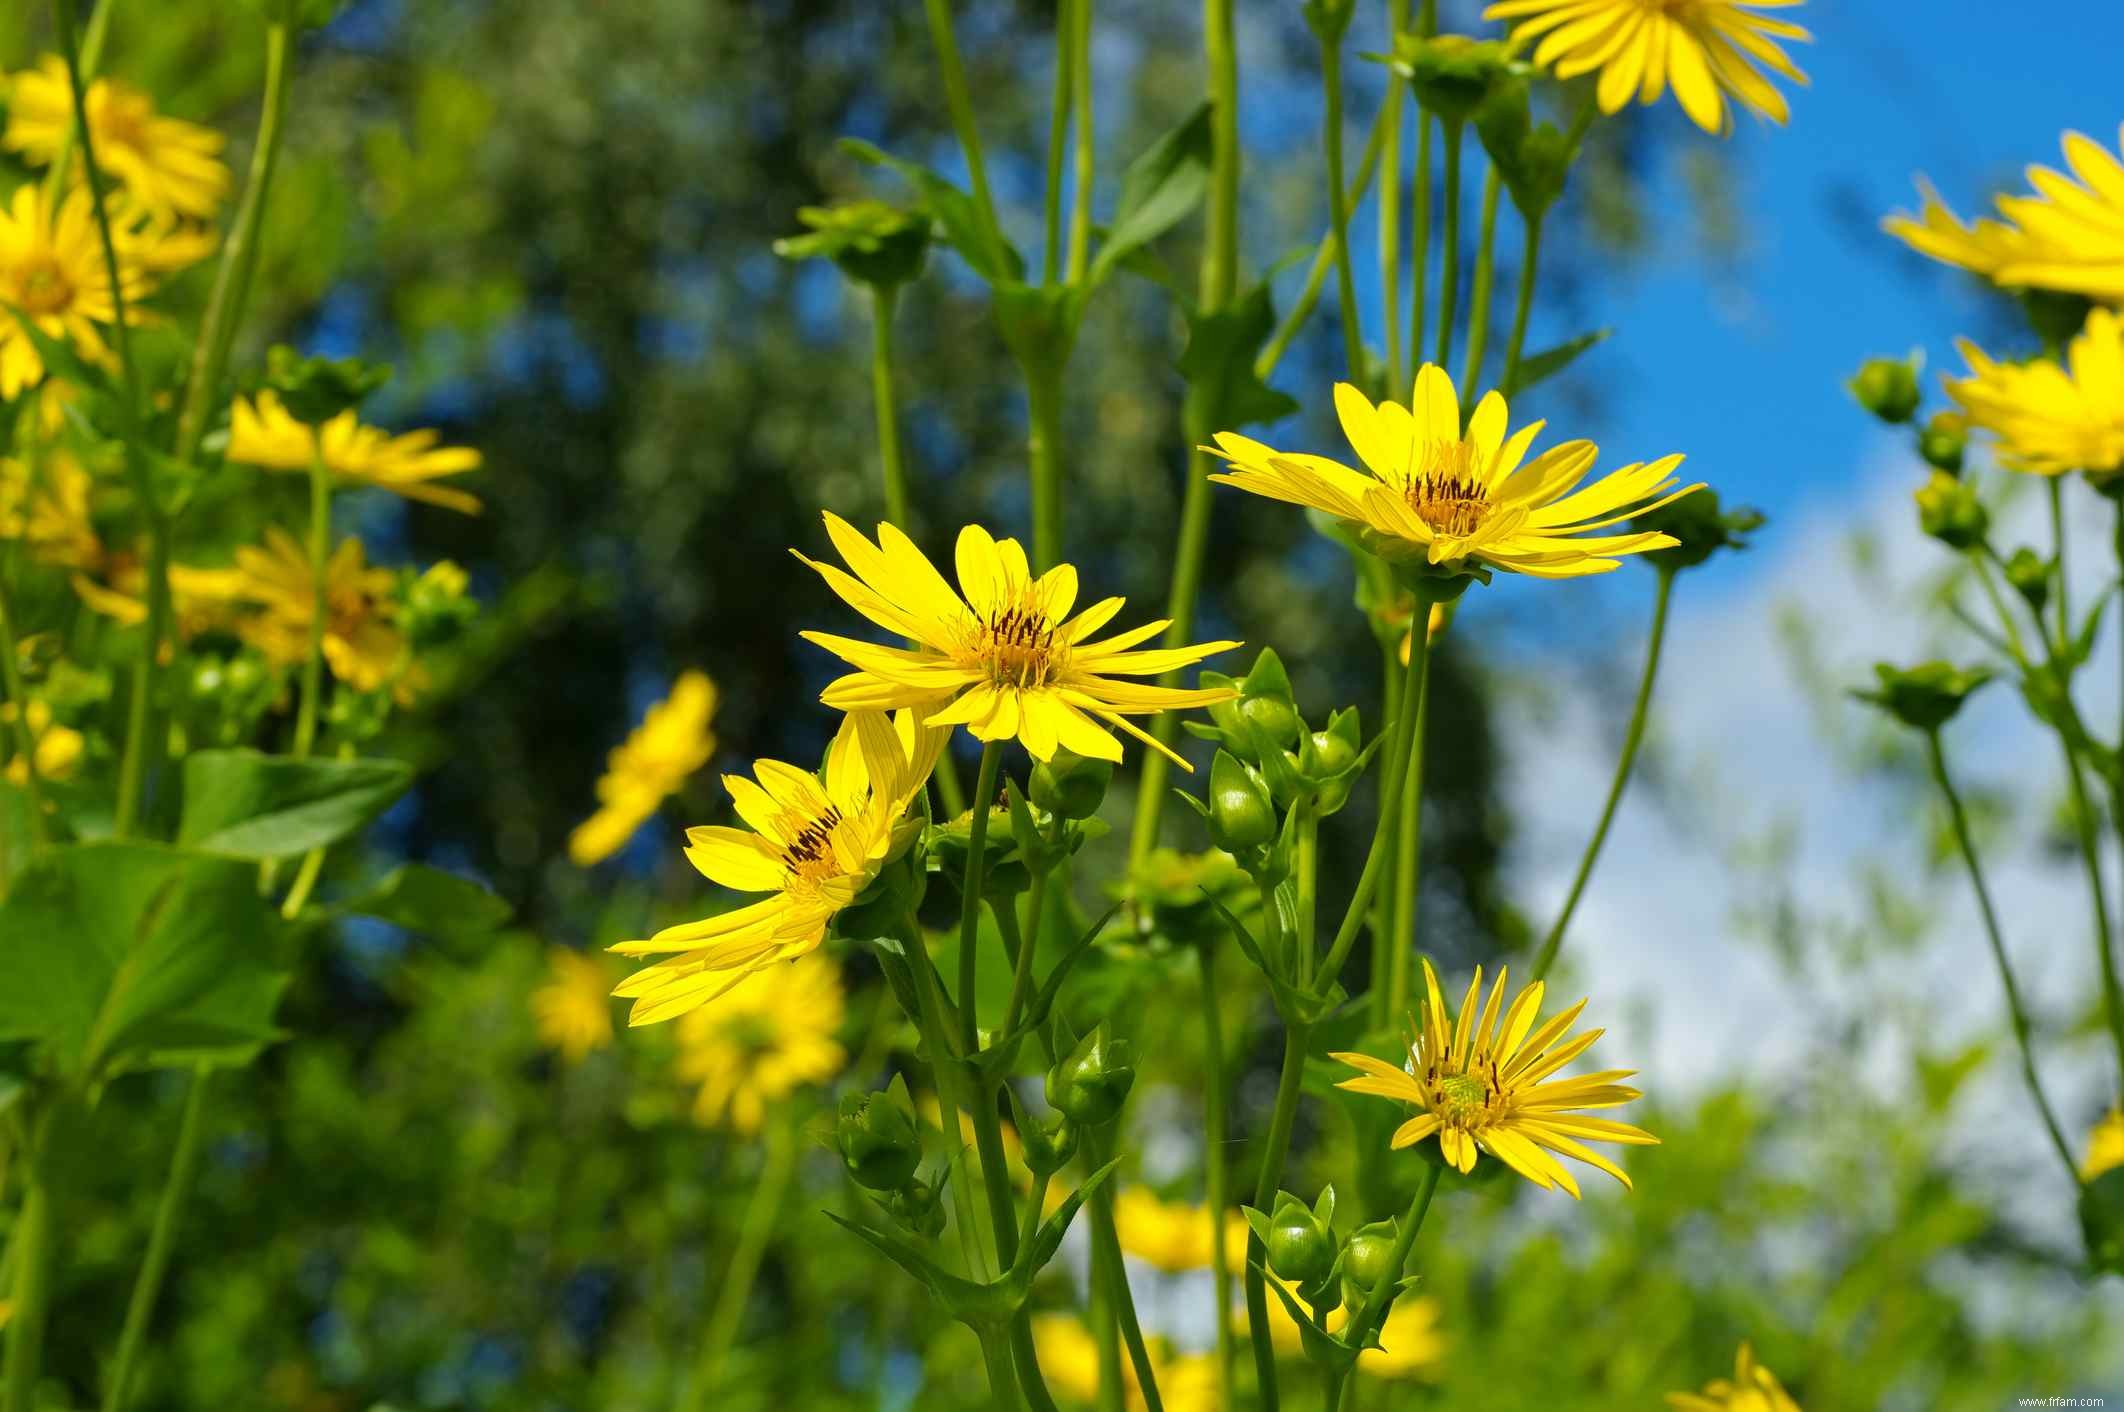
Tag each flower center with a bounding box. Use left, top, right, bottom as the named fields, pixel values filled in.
left=1431, top=1069, right=1498, bottom=1127
left=13, top=257, right=74, bottom=316
left=779, top=803, right=847, bottom=884
left=974, top=601, right=1063, bottom=688
left=1401, top=439, right=1490, bottom=538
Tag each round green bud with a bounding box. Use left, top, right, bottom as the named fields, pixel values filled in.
left=888, top=1178, right=948, bottom=1239
left=1918, top=412, right=1967, bottom=474
left=1850, top=357, right=1921, bottom=424
left=1339, top=1219, right=1401, bottom=1313
left=2003, top=547, right=2052, bottom=613
left=1030, top=747, right=1113, bottom=820
left=400, top=560, right=476, bottom=648
left=1044, top=1022, right=1135, bottom=1128
left=1852, top=660, right=1992, bottom=733
left=1266, top=1202, right=1336, bottom=1288
left=836, top=1088, right=923, bottom=1193
left=1021, top=1114, right=1079, bottom=1175
left=1913, top=470, right=1988, bottom=551
left=1206, top=751, right=1277, bottom=853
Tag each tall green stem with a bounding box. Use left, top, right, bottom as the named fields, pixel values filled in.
left=0, top=576, right=50, bottom=849
left=1385, top=637, right=1433, bottom=1020
left=2061, top=733, right=2124, bottom=1097
left=1319, top=32, right=1365, bottom=379
left=957, top=741, right=1004, bottom=1051
left=1407, top=0, right=1437, bottom=392
left=292, top=453, right=331, bottom=761
left=1431, top=120, right=1463, bottom=370
left=1242, top=1021, right=1314, bottom=1412
left=1320, top=613, right=1430, bottom=986
left=1530, top=568, right=1673, bottom=981
left=39, top=0, right=116, bottom=201
left=1256, top=103, right=1392, bottom=384
left=1041, top=0, right=1073, bottom=286
left=1341, top=1162, right=1441, bottom=1359
left=1499, top=211, right=1544, bottom=395
left=1379, top=0, right=1410, bottom=392
left=869, top=284, right=912, bottom=528
left=102, top=1069, right=212, bottom=1412
left=1923, top=732, right=2079, bottom=1182
left=1084, top=1128, right=1164, bottom=1412
left=1461, top=168, right=1502, bottom=394
left=920, top=0, right=1009, bottom=277
left=1028, top=369, right=1066, bottom=574
left=1066, top=0, right=1094, bottom=284
left=979, top=1323, right=1030, bottom=1412
left=1369, top=638, right=1404, bottom=1029
left=2049, top=478, right=2069, bottom=649
left=1198, top=941, right=1235, bottom=1406
left=3, top=1174, right=50, bottom=1412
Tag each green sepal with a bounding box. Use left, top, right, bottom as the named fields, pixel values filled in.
left=1257, top=1261, right=1356, bottom=1371
left=839, top=137, right=1025, bottom=284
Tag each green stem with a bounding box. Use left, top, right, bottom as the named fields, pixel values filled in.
left=1343, top=1162, right=1441, bottom=1350
left=2062, top=723, right=2124, bottom=1098
left=1379, top=0, right=1410, bottom=393
left=1385, top=635, right=1433, bottom=1021
left=1529, top=567, right=1674, bottom=981
left=1065, top=0, right=1094, bottom=284
left=1085, top=1128, right=1163, bottom=1412
left=293, top=452, right=331, bottom=761
left=1257, top=100, right=1393, bottom=384
left=1295, top=803, right=1319, bottom=990
left=1091, top=1228, right=1122, bottom=1410
left=2049, top=477, right=2069, bottom=650
left=978, top=1323, right=1030, bottom=1412
left=0, top=575, right=50, bottom=849
left=101, top=1069, right=212, bottom=1412
left=39, top=0, right=116, bottom=201
left=1409, top=0, right=1437, bottom=390
left=869, top=284, right=912, bottom=528
left=1199, top=0, right=1239, bottom=317
left=1923, top=732, right=2079, bottom=1183
left=175, top=7, right=294, bottom=466
left=1041, top=0, right=1073, bottom=286
left=1028, top=368, right=1065, bottom=574
left=958, top=741, right=1004, bottom=1051
left=921, top=0, right=1010, bottom=278
left=1002, top=865, right=1047, bottom=1037
left=3, top=1173, right=50, bottom=1412
left=1243, top=1021, right=1313, bottom=1412
left=678, top=1111, right=799, bottom=1411
left=1198, top=940, right=1235, bottom=1407
left=1431, top=119, right=1463, bottom=370
left=1461, top=167, right=1502, bottom=395
left=1369, top=638, right=1403, bottom=1030
left=1499, top=211, right=1544, bottom=396
left=1319, top=32, right=1365, bottom=379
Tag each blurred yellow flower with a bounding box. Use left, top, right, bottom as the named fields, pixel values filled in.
left=1031, top=1314, right=1220, bottom=1411
left=1333, top=959, right=1657, bottom=1196
left=226, top=392, right=484, bottom=514
left=70, top=558, right=244, bottom=641
left=672, top=950, right=845, bottom=1133
left=0, top=184, right=156, bottom=399
left=568, top=670, right=720, bottom=866
left=1111, top=1186, right=1247, bottom=1274
left=4, top=56, right=231, bottom=221
left=611, top=708, right=943, bottom=1025
left=1266, top=1290, right=1446, bottom=1381
left=2084, top=1108, right=2124, bottom=1182
left=2, top=698, right=84, bottom=788
left=1667, top=1341, right=1802, bottom=1412
left=529, top=947, right=615, bottom=1063
left=0, top=450, right=100, bottom=570
left=1208, top=366, right=1697, bottom=581
left=231, top=529, right=406, bottom=694
left=796, top=513, right=1238, bottom=769
left=1883, top=179, right=2059, bottom=287
left=1484, top=0, right=1809, bottom=135
left=1944, top=309, right=2124, bottom=477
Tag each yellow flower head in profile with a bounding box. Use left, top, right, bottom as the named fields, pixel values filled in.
left=0, top=185, right=157, bottom=399
left=529, top=947, right=615, bottom=1063
left=1111, top=1186, right=1249, bottom=1273
left=232, top=529, right=406, bottom=694
left=1332, top=958, right=1657, bottom=1196
left=4, top=56, right=232, bottom=222
left=795, top=513, right=1239, bottom=768
left=1944, top=309, right=2124, bottom=478
left=672, top=950, right=845, bottom=1133
left=2, top=698, right=85, bottom=788
left=568, top=671, right=720, bottom=866
left=1209, top=365, right=1698, bottom=581
left=1667, top=1342, right=1802, bottom=1412
left=1483, top=0, right=1809, bottom=135
left=2085, top=1108, right=2124, bottom=1183
left=226, top=392, right=485, bottom=514
left=611, top=708, right=944, bottom=1025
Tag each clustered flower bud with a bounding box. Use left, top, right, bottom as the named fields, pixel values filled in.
left=1849, top=355, right=1921, bottom=424
left=1030, top=746, right=1112, bottom=821
left=262, top=344, right=391, bottom=424
left=1045, top=1020, right=1135, bottom=1127
left=1338, top=1218, right=1400, bottom=1314
left=1913, top=470, right=1988, bottom=550
left=1917, top=412, right=1966, bottom=474
left=1851, top=660, right=1992, bottom=733
left=836, top=1078, right=924, bottom=1194
left=1261, top=1188, right=1337, bottom=1290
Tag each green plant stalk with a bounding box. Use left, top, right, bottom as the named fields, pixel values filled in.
left=1379, top=0, right=1411, bottom=393
left=1197, top=940, right=1235, bottom=1406
left=1028, top=366, right=1066, bottom=574
left=101, top=1068, right=212, bottom=1412
left=1460, top=167, right=1502, bottom=395
left=1529, top=567, right=1674, bottom=981
left=679, top=1111, right=799, bottom=1412
left=1384, top=639, right=1433, bottom=1020
left=1258, top=101, right=1394, bottom=384
left=1041, top=0, right=1073, bottom=286
left=1242, top=1019, right=1314, bottom=1412
left=1369, top=637, right=1404, bottom=1030
left=2049, top=477, right=2069, bottom=649
left=958, top=740, right=1004, bottom=1051
left=3, top=1174, right=51, bottom=1412
left=2061, top=729, right=2124, bottom=1097
left=1924, top=731, right=2079, bottom=1182
left=1319, top=33, right=1365, bottom=379
left=1065, top=0, right=1094, bottom=283
left=1499, top=212, right=1544, bottom=395
left=39, top=0, right=116, bottom=201
left=1090, top=1231, right=1122, bottom=1411
left=870, top=285, right=913, bottom=529
left=176, top=8, right=294, bottom=466
left=1319, top=613, right=1430, bottom=986
left=1431, top=119, right=1463, bottom=370
left=293, top=452, right=332, bottom=761
left=1405, top=0, right=1439, bottom=390
left=1084, top=1127, right=1164, bottom=1412
left=1329, top=1160, right=1441, bottom=1408
left=920, top=0, right=1010, bottom=277
left=0, top=574, right=51, bottom=849
left=978, top=1323, right=1031, bottom=1412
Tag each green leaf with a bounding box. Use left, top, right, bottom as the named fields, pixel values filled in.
left=1503, top=327, right=1612, bottom=397
left=1180, top=279, right=1301, bottom=432
left=994, top=280, right=1087, bottom=387
left=0, top=843, right=286, bottom=1077
left=839, top=138, right=1024, bottom=284
left=179, top=749, right=414, bottom=859
left=1089, top=103, right=1212, bottom=287
left=1025, top=1155, right=1123, bottom=1276
left=336, top=864, right=512, bottom=938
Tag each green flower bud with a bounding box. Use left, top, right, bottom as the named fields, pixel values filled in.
left=1294, top=707, right=1365, bottom=815
left=2021, top=289, right=2092, bottom=350
left=1030, top=747, right=1113, bottom=820
left=1635, top=488, right=1764, bottom=574
left=1851, top=660, right=1992, bottom=733
left=888, top=1177, right=948, bottom=1239
left=1206, top=750, right=1277, bottom=854
left=1394, top=34, right=1516, bottom=126
left=836, top=1079, right=923, bottom=1193
left=1121, top=848, right=1252, bottom=950
left=773, top=200, right=932, bottom=290
left=1265, top=1193, right=1337, bottom=1289
left=399, top=560, right=476, bottom=649
left=1914, top=470, right=1988, bottom=551
left=1849, top=355, right=1921, bottom=424
left=1021, top=1113, right=1079, bottom=1175
left=1301, top=0, right=1356, bottom=42
left=1045, top=1021, right=1135, bottom=1127
left=1499, top=122, right=1573, bottom=218
left=2003, top=547, right=2053, bottom=614
left=1238, top=649, right=1302, bottom=752
left=1472, top=74, right=1531, bottom=175
left=262, top=345, right=391, bottom=424
left=1339, top=1218, right=1401, bottom=1313
left=1918, top=412, right=1967, bottom=474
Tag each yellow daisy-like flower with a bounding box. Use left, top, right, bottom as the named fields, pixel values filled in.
left=4, top=56, right=232, bottom=222
left=1208, top=365, right=1698, bottom=581
left=1944, top=309, right=2124, bottom=477
left=529, top=947, right=616, bottom=1063
left=231, top=529, right=406, bottom=694
left=2085, top=1108, right=2124, bottom=1183
left=1, top=698, right=85, bottom=788
left=1882, top=178, right=2061, bottom=288
left=1031, top=1316, right=1219, bottom=1412
left=1667, top=1342, right=1802, bottom=1412
left=795, top=513, right=1239, bottom=768
left=610, top=708, right=944, bottom=1025
left=568, top=670, right=720, bottom=866
left=1111, top=1186, right=1249, bottom=1274
left=1483, top=0, right=1809, bottom=135
left=0, top=184, right=157, bottom=399
left=0, top=450, right=100, bottom=571
left=672, top=950, right=845, bottom=1133
left=1332, top=958, right=1657, bottom=1196
left=225, top=392, right=484, bottom=514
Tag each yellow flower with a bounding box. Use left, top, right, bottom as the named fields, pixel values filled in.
left=0, top=450, right=100, bottom=570
left=226, top=392, right=484, bottom=514
left=529, top=947, right=616, bottom=1063
left=1, top=698, right=84, bottom=788
left=1332, top=958, right=1657, bottom=1195
left=231, top=529, right=407, bottom=693
left=1208, top=365, right=1698, bottom=581
left=1030, top=1315, right=1220, bottom=1412
left=1944, top=309, right=2124, bottom=477
left=1667, top=1342, right=1802, bottom=1412
left=70, top=559, right=245, bottom=641
left=568, top=670, right=720, bottom=866
left=1265, top=1287, right=1446, bottom=1381
left=1886, top=127, right=2124, bottom=302
left=2085, top=1108, right=2124, bottom=1182
left=4, top=56, right=231, bottom=222
left=1483, top=0, right=1809, bottom=135
left=1111, top=1186, right=1248, bottom=1274
left=0, top=184, right=157, bottom=399
left=611, top=708, right=944, bottom=1025
left=795, top=513, right=1239, bottom=769
left=672, top=950, right=845, bottom=1133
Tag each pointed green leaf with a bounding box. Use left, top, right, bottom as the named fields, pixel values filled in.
left=179, top=749, right=414, bottom=859
left=1090, top=103, right=1212, bottom=286
left=1502, top=327, right=1611, bottom=397
left=839, top=137, right=1024, bottom=283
